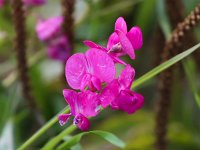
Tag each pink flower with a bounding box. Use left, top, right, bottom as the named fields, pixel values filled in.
left=99, top=65, right=144, bottom=114
left=23, top=0, right=46, bottom=6
left=83, top=17, right=143, bottom=64
left=58, top=89, right=101, bottom=131
left=36, top=16, right=63, bottom=41
left=83, top=40, right=126, bottom=65
left=47, top=36, right=71, bottom=62
left=65, top=48, right=116, bottom=91
left=0, top=0, right=4, bottom=8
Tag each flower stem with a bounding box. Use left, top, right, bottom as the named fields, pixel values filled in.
left=42, top=125, right=76, bottom=150
left=17, top=106, right=70, bottom=150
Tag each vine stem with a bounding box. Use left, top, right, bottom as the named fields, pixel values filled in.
left=17, top=106, right=70, bottom=150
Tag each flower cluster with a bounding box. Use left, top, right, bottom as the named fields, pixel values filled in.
left=58, top=17, right=144, bottom=131
left=36, top=16, right=71, bottom=62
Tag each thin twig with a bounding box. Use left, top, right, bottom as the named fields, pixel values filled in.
left=61, top=0, right=75, bottom=50
left=61, top=0, right=75, bottom=84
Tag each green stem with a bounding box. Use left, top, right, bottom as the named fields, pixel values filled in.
left=17, top=106, right=70, bottom=150
left=42, top=125, right=77, bottom=150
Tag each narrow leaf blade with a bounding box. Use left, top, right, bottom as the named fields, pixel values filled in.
left=90, top=130, right=125, bottom=148
left=56, top=130, right=125, bottom=150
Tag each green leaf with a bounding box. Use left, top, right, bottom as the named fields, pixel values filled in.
left=89, top=131, right=125, bottom=148
left=183, top=58, right=200, bottom=107
left=132, top=43, right=200, bottom=89
left=56, top=130, right=125, bottom=150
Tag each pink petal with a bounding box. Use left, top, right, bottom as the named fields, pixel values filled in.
left=85, top=48, right=116, bottom=83
left=0, top=0, right=4, bottom=7
left=111, top=90, right=144, bottom=114
left=63, top=89, right=100, bottom=117
left=79, top=90, right=100, bottom=117
left=65, top=53, right=87, bottom=90
left=47, top=36, right=71, bottom=62
left=36, top=16, right=63, bottom=41
left=118, top=65, right=135, bottom=89
left=115, top=29, right=135, bottom=59
left=58, top=114, right=71, bottom=126
left=99, top=80, right=120, bottom=108
left=74, top=114, right=90, bottom=131
left=107, top=32, right=120, bottom=50
left=127, top=26, right=143, bottom=50
left=80, top=74, right=91, bottom=91
left=113, top=57, right=127, bottom=65
left=91, top=76, right=102, bottom=91
left=115, top=17, right=127, bottom=33
left=63, top=89, right=80, bottom=116
left=83, top=40, right=107, bottom=52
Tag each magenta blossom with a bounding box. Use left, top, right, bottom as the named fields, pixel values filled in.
left=65, top=48, right=116, bottom=91
left=83, top=40, right=126, bottom=65
left=23, top=0, right=46, bottom=6
left=58, top=89, right=101, bottom=131
left=84, top=17, right=143, bottom=64
left=47, top=36, right=71, bottom=62
left=36, top=16, right=63, bottom=41
left=0, top=0, right=3, bottom=7
left=99, top=65, right=144, bottom=114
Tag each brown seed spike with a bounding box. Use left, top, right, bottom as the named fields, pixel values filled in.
left=155, top=2, right=200, bottom=150
left=11, top=0, right=44, bottom=125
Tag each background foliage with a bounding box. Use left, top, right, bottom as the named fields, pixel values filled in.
left=0, top=0, right=200, bottom=149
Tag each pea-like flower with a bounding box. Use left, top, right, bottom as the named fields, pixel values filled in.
left=36, top=16, right=63, bottom=42
left=99, top=65, right=144, bottom=114
left=58, top=16, right=144, bottom=131
left=65, top=48, right=116, bottom=91
left=58, top=89, right=101, bottom=131
left=47, top=36, right=71, bottom=62
left=83, top=17, right=143, bottom=64
left=0, top=0, right=4, bottom=8
left=36, top=16, right=71, bottom=62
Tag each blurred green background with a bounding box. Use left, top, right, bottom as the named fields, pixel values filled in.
left=0, top=0, right=200, bottom=149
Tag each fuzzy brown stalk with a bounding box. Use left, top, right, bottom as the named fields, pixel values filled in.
left=61, top=0, right=75, bottom=51
left=166, top=0, right=200, bottom=65
left=61, top=0, right=75, bottom=84
left=11, top=0, right=44, bottom=125
left=155, top=3, right=200, bottom=150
